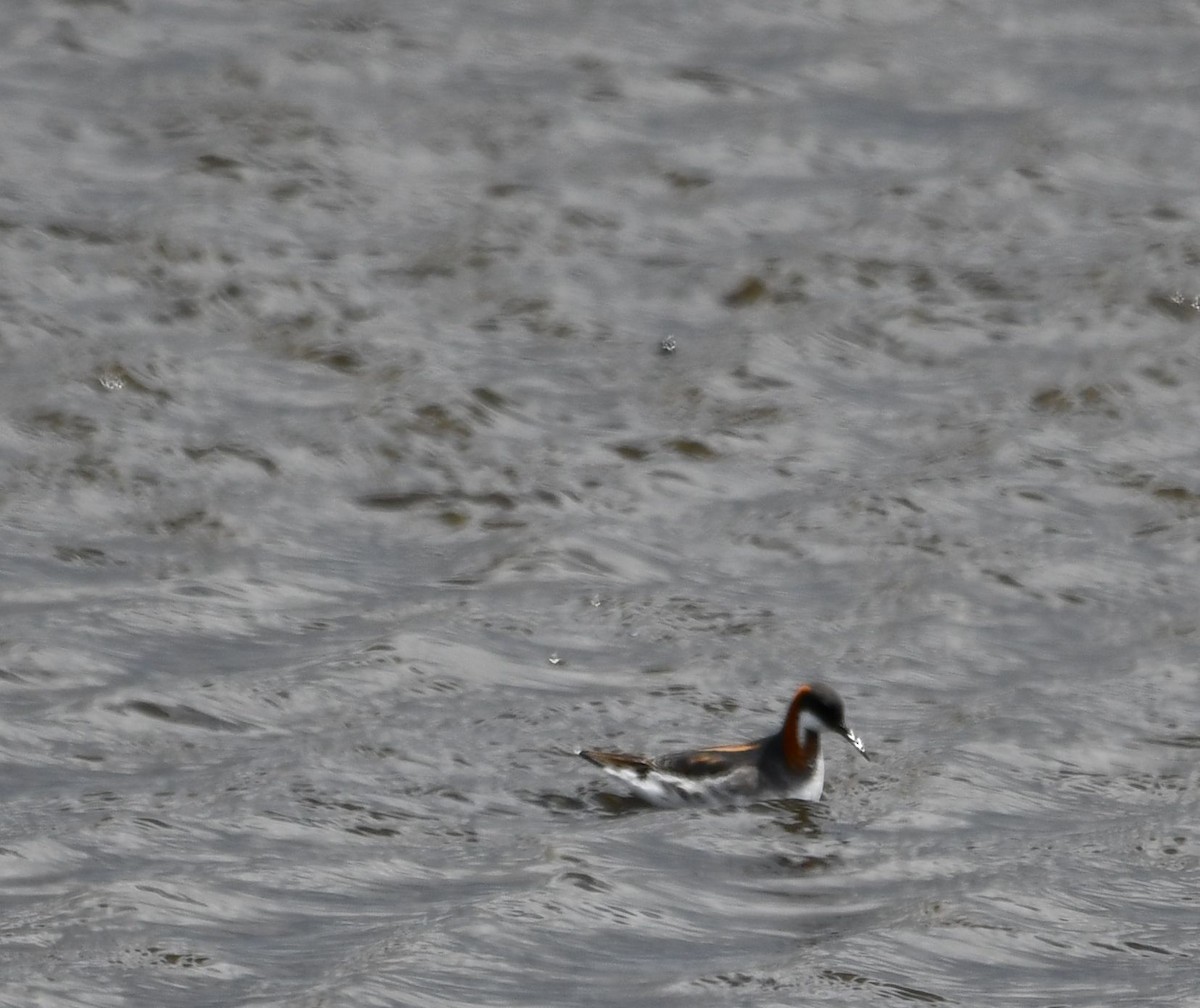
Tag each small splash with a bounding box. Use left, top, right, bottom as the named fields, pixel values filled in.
left=93, top=363, right=169, bottom=400
left=1148, top=290, right=1200, bottom=321
left=547, top=652, right=562, bottom=665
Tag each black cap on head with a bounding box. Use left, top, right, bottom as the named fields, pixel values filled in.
left=803, top=682, right=847, bottom=729
left=803, top=682, right=869, bottom=760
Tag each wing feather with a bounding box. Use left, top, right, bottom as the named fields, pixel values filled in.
left=656, top=740, right=763, bottom=777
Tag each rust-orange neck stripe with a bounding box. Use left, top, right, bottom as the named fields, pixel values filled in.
left=781, top=685, right=820, bottom=774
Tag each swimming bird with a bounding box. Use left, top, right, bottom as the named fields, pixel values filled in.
left=578, top=683, right=868, bottom=806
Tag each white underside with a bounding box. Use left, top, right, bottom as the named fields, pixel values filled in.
left=597, top=752, right=825, bottom=807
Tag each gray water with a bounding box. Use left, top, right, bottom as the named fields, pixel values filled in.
left=1, top=1, right=1197, bottom=1005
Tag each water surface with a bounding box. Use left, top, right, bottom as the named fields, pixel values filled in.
left=0, top=1, right=1198, bottom=1005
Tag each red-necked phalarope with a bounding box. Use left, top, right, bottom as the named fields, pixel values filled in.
left=578, top=683, right=868, bottom=806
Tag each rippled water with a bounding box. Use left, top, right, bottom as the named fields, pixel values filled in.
left=1, top=1, right=1198, bottom=1005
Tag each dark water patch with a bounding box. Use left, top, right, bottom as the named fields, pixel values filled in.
left=667, top=437, right=717, bottom=459
left=151, top=509, right=225, bottom=536
left=193, top=153, right=244, bottom=179
left=664, top=169, right=712, bottom=190
left=42, top=219, right=131, bottom=247
left=115, top=699, right=253, bottom=733
left=354, top=488, right=518, bottom=529
left=356, top=489, right=440, bottom=511
left=53, top=544, right=111, bottom=565
left=1029, top=384, right=1125, bottom=417
left=22, top=409, right=97, bottom=439
left=722, top=275, right=768, bottom=307
left=298, top=343, right=368, bottom=374
left=413, top=402, right=473, bottom=439
left=610, top=441, right=651, bottom=461
left=183, top=443, right=278, bottom=475
left=821, top=969, right=950, bottom=1004
left=1145, top=733, right=1200, bottom=750
left=118, top=946, right=213, bottom=970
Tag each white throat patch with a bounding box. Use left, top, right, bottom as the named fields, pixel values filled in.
left=798, top=708, right=828, bottom=735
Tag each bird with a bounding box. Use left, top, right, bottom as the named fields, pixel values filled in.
left=577, top=682, right=868, bottom=807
